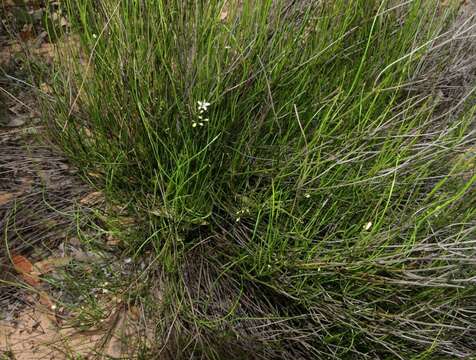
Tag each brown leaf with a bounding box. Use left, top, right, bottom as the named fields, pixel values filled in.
left=128, top=306, right=140, bottom=321
left=12, top=255, right=33, bottom=274
left=12, top=255, right=40, bottom=287
left=19, top=24, right=34, bottom=41
left=0, top=192, right=14, bottom=206
left=106, top=234, right=120, bottom=246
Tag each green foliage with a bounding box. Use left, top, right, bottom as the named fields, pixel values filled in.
left=41, top=0, right=476, bottom=358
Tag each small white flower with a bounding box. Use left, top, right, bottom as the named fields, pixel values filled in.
left=236, top=217, right=241, bottom=222
left=192, top=122, right=197, bottom=128
left=225, top=45, right=231, bottom=50
left=304, top=193, right=311, bottom=198
left=364, top=221, right=372, bottom=231
left=51, top=304, right=57, bottom=311
left=92, top=33, right=97, bottom=39
left=197, top=100, right=211, bottom=112
left=124, top=257, right=132, bottom=264
left=203, top=118, right=209, bottom=122
left=199, top=122, right=204, bottom=126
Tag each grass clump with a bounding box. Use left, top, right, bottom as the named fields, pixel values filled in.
left=40, top=0, right=476, bottom=358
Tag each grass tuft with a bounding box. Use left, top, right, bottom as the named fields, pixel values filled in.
left=39, top=1, right=476, bottom=358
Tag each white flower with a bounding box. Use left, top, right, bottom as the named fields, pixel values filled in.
left=92, top=33, right=97, bottom=39
left=363, top=221, right=372, bottom=231
left=197, top=100, right=211, bottom=112
left=194, top=101, right=210, bottom=127
left=193, top=119, right=208, bottom=128
left=304, top=193, right=311, bottom=198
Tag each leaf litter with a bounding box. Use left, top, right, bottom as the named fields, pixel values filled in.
left=1, top=2, right=153, bottom=358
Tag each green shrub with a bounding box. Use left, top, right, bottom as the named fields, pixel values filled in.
left=42, top=0, right=476, bottom=358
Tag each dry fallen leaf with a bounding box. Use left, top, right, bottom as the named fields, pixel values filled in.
left=12, top=254, right=41, bottom=287
left=39, top=82, right=52, bottom=94
left=87, top=171, right=102, bottom=178
left=0, top=192, right=14, bottom=205
left=12, top=254, right=33, bottom=273
left=128, top=306, right=140, bottom=320
left=80, top=191, right=104, bottom=205
left=106, top=234, right=121, bottom=246
left=19, top=24, right=34, bottom=41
